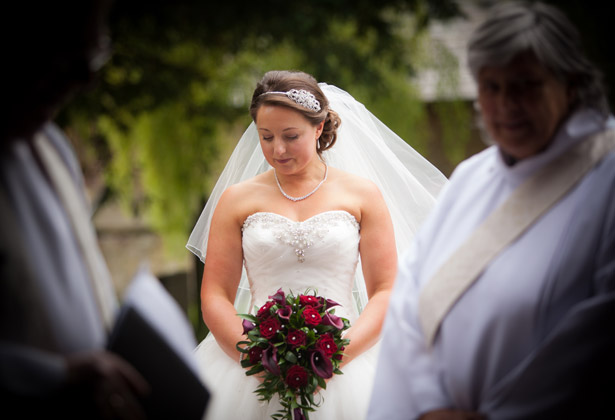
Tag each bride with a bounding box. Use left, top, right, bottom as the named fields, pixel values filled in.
left=186, top=70, right=447, bottom=420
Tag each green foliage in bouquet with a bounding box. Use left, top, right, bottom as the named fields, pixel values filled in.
left=237, top=288, right=351, bottom=420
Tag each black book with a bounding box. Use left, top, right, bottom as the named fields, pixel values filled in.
left=108, top=304, right=209, bottom=419
left=107, top=280, right=210, bottom=420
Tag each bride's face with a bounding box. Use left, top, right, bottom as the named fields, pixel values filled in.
left=256, top=105, right=323, bottom=174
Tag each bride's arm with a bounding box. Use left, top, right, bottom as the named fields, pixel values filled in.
left=340, top=181, right=397, bottom=367
left=199, top=186, right=246, bottom=362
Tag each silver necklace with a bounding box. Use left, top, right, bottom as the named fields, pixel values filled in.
left=274, top=164, right=328, bottom=202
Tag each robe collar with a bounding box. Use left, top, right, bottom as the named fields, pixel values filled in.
left=494, top=108, right=615, bottom=186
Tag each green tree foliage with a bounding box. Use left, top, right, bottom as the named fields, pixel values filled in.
left=59, top=0, right=464, bottom=256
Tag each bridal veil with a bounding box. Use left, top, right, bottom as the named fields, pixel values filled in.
left=186, top=83, right=448, bottom=314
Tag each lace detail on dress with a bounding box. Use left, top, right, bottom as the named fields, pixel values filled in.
left=242, top=211, right=359, bottom=262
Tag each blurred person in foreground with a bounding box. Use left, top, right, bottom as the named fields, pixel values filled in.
left=0, top=1, right=151, bottom=418
left=368, top=1, right=615, bottom=419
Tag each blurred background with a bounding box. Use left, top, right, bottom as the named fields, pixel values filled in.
left=55, top=0, right=614, bottom=341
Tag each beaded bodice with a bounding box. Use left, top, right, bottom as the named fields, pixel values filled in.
left=241, top=211, right=361, bottom=321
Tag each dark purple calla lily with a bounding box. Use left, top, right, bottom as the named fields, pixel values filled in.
left=310, top=349, right=333, bottom=379
left=324, top=298, right=340, bottom=310
left=262, top=344, right=281, bottom=376
left=269, top=288, right=286, bottom=305
left=242, top=319, right=256, bottom=334
left=293, top=408, right=306, bottom=420
left=276, top=305, right=292, bottom=320
left=321, top=312, right=344, bottom=329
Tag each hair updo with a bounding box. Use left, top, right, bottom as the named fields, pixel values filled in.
left=250, top=70, right=341, bottom=155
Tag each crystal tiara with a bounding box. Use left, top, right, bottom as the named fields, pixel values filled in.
left=260, top=89, right=321, bottom=112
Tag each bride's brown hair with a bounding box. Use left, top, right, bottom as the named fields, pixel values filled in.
left=250, top=70, right=341, bottom=155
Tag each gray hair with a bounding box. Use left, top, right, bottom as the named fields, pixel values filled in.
left=468, top=1, right=609, bottom=115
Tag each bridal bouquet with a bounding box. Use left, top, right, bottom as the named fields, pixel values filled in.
left=237, top=288, right=351, bottom=420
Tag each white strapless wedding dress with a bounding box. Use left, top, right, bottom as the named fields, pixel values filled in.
left=194, top=210, right=380, bottom=420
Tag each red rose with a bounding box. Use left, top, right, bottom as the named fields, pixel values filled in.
left=257, top=301, right=275, bottom=319
left=316, top=334, right=338, bottom=358
left=259, top=317, right=280, bottom=339
left=302, top=307, right=322, bottom=326
left=248, top=347, right=263, bottom=364
left=286, top=329, right=307, bottom=348
left=299, top=295, right=322, bottom=308
left=285, top=365, right=308, bottom=388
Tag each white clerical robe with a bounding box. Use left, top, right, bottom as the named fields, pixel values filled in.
left=367, top=108, right=615, bottom=419
left=0, top=123, right=110, bottom=395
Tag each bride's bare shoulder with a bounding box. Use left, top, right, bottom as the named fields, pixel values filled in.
left=215, top=170, right=274, bottom=217
left=328, top=167, right=380, bottom=194
left=222, top=171, right=272, bottom=196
